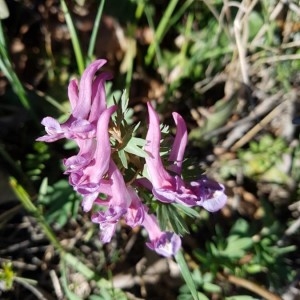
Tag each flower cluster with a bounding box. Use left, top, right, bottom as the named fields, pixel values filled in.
left=37, top=59, right=227, bottom=257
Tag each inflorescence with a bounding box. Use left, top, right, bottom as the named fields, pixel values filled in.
left=37, top=59, right=227, bottom=257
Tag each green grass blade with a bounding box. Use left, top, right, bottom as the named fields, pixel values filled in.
left=144, top=5, right=162, bottom=66
left=0, top=21, right=31, bottom=110
left=164, top=0, right=194, bottom=41
left=175, top=250, right=199, bottom=300
left=87, top=0, right=106, bottom=62
left=60, top=0, right=85, bottom=74
left=145, top=0, right=180, bottom=65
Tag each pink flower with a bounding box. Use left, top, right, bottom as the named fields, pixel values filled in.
left=142, top=213, right=181, bottom=257
left=37, top=59, right=110, bottom=142
left=36, top=59, right=227, bottom=255
left=92, top=160, right=146, bottom=243
left=67, top=105, right=117, bottom=212
left=125, top=187, right=146, bottom=228
left=144, top=102, right=227, bottom=212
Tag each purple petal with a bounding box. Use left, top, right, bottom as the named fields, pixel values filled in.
left=77, top=179, right=113, bottom=211
left=64, top=139, right=96, bottom=173
left=99, top=222, right=118, bottom=243
left=66, top=119, right=96, bottom=139
left=64, top=155, right=89, bottom=173
left=143, top=213, right=181, bottom=257
left=41, top=117, right=63, bottom=134
left=146, top=231, right=181, bottom=257
left=142, top=214, right=163, bottom=240
left=89, top=72, right=112, bottom=124
left=77, top=182, right=100, bottom=195
left=145, top=102, right=173, bottom=189
left=191, top=176, right=227, bottom=212
left=72, top=59, right=107, bottom=119
left=81, top=106, right=117, bottom=183
left=36, top=133, right=64, bottom=143
left=69, top=171, right=83, bottom=187
left=92, top=206, right=126, bottom=226
left=201, top=189, right=227, bottom=212
left=107, top=160, right=131, bottom=207
left=125, top=187, right=146, bottom=227
left=82, top=192, right=99, bottom=212
left=168, top=112, right=188, bottom=174
left=152, top=187, right=177, bottom=203
left=68, top=79, right=79, bottom=110
left=36, top=117, right=65, bottom=142
left=153, top=176, right=196, bottom=206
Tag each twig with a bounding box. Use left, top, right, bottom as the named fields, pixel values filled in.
left=221, top=273, right=282, bottom=300
left=231, top=100, right=288, bottom=151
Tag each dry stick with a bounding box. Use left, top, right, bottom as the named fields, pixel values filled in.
left=201, top=0, right=220, bottom=21
left=230, top=100, right=288, bottom=151
left=49, top=270, right=64, bottom=300
left=223, top=274, right=282, bottom=300
left=204, top=91, right=283, bottom=140
left=233, top=0, right=259, bottom=86
left=280, top=0, right=300, bottom=16
left=234, top=17, right=249, bottom=85
left=255, top=53, right=300, bottom=65
left=281, top=40, right=300, bottom=49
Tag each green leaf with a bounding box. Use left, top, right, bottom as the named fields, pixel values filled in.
left=38, top=179, right=80, bottom=228
left=173, top=203, right=199, bottom=218
left=248, top=11, right=264, bottom=40
left=118, top=149, right=128, bottom=169
left=202, top=282, right=221, bottom=293
left=219, top=236, right=253, bottom=258
left=38, top=177, right=48, bottom=202
left=244, top=264, right=264, bottom=274
left=124, top=137, right=147, bottom=158
left=156, top=204, right=190, bottom=235
left=198, top=292, right=210, bottom=300
left=227, top=236, right=253, bottom=250
left=157, top=204, right=168, bottom=231
left=229, top=218, right=250, bottom=235
left=168, top=207, right=190, bottom=235
left=272, top=245, right=296, bottom=256
left=189, top=96, right=237, bottom=141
